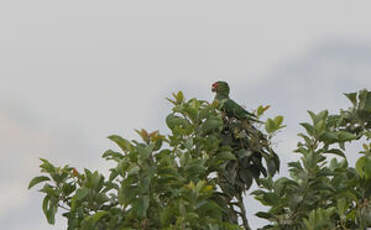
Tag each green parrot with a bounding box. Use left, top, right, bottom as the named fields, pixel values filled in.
left=211, top=81, right=280, bottom=176
left=211, top=81, right=259, bottom=122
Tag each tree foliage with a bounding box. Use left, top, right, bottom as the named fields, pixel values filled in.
left=253, top=89, right=371, bottom=229
left=29, top=89, right=371, bottom=230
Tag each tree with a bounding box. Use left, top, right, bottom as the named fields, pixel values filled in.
left=28, top=89, right=371, bottom=230
left=254, top=89, right=371, bottom=229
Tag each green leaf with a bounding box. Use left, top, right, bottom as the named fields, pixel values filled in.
left=361, top=90, right=371, bottom=112
left=358, top=89, right=371, bottom=112
left=195, top=180, right=206, bottom=193
left=265, top=118, right=275, bottom=133
left=300, top=122, right=314, bottom=136
left=75, top=187, right=89, bottom=201
left=364, top=158, right=371, bottom=179
left=319, top=131, right=338, bottom=144
left=42, top=195, right=57, bottom=225
left=344, top=92, right=357, bottom=106
left=262, top=192, right=280, bottom=206
left=267, top=158, right=278, bottom=176
left=201, top=117, right=223, bottom=134
left=255, top=211, right=274, bottom=220
left=136, top=195, right=150, bottom=218
left=185, top=160, right=206, bottom=177
left=314, top=119, right=325, bottom=134
left=288, top=161, right=303, bottom=170
left=323, top=149, right=346, bottom=158
left=166, top=114, right=188, bottom=130
left=257, top=105, right=270, bottom=116
left=166, top=97, right=177, bottom=105
left=337, top=198, right=347, bottom=216
left=217, top=151, right=237, bottom=161
left=28, top=176, right=50, bottom=189
left=102, top=149, right=124, bottom=161
left=176, top=91, right=184, bottom=104
left=337, top=131, right=357, bottom=142
left=135, top=129, right=150, bottom=143
left=47, top=202, right=57, bottom=225
left=273, top=115, right=284, bottom=127
left=308, top=110, right=317, bottom=124
left=239, top=169, right=253, bottom=189
left=119, top=183, right=139, bottom=205
left=88, top=171, right=103, bottom=190
left=108, top=135, right=132, bottom=153
left=250, top=190, right=265, bottom=196
left=91, top=211, right=108, bottom=224
left=40, top=184, right=57, bottom=197
left=127, top=165, right=140, bottom=176
left=62, top=183, right=76, bottom=196
left=39, top=158, right=56, bottom=174
left=308, top=110, right=328, bottom=125
left=356, top=156, right=367, bottom=177
left=42, top=196, right=50, bottom=222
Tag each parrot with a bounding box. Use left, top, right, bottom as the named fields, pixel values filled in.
left=211, top=81, right=259, bottom=122
left=211, top=80, right=280, bottom=179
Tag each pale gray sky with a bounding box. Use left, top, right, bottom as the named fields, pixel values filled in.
left=1, top=1, right=371, bottom=229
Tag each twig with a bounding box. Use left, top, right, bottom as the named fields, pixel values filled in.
left=236, top=193, right=251, bottom=230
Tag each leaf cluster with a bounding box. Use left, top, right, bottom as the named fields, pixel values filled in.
left=29, top=89, right=371, bottom=230
left=253, top=89, right=371, bottom=229
left=30, top=91, right=258, bottom=230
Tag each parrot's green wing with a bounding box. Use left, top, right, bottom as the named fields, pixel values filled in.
left=223, top=99, right=259, bottom=121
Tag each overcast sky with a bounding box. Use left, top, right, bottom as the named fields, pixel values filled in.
left=1, top=1, right=371, bottom=229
